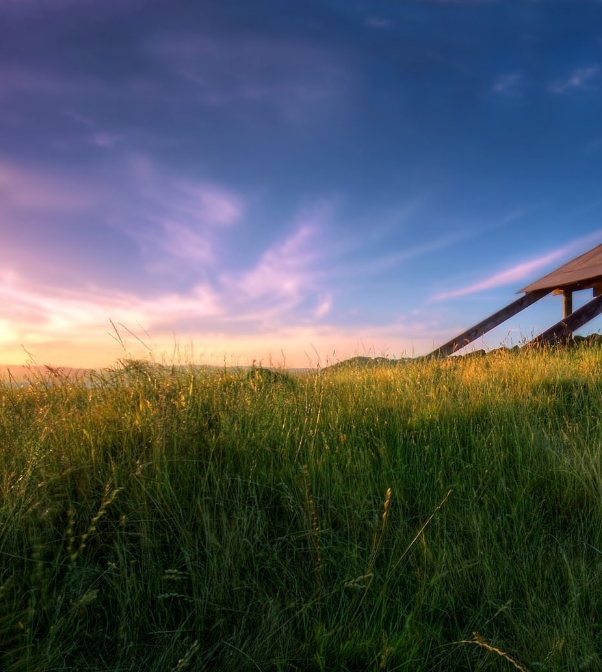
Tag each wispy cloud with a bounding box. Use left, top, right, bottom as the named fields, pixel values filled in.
left=549, top=66, right=599, bottom=93
left=0, top=66, right=62, bottom=96
left=230, top=224, right=320, bottom=305
left=149, top=182, right=243, bottom=266
left=432, top=230, right=602, bottom=301
left=492, top=73, right=521, bottom=95
left=113, top=159, right=245, bottom=271
left=338, top=205, right=537, bottom=280
left=64, top=110, right=125, bottom=149
left=0, top=267, right=444, bottom=367
left=147, top=34, right=351, bottom=123
left=176, top=183, right=243, bottom=227
left=0, top=64, right=105, bottom=100
left=356, top=230, right=473, bottom=277
left=314, top=295, right=333, bottom=318
left=432, top=251, right=566, bottom=301
left=158, top=220, right=215, bottom=264
left=0, top=269, right=221, bottom=343
left=90, top=132, right=123, bottom=148
left=0, top=160, right=94, bottom=213
left=64, top=109, right=97, bottom=128
left=365, top=17, right=391, bottom=28
left=216, top=200, right=338, bottom=318
left=0, top=252, right=443, bottom=368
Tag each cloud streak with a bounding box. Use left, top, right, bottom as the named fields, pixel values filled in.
left=233, top=225, right=319, bottom=302
left=365, top=17, right=391, bottom=28
left=549, top=66, right=599, bottom=94
left=432, top=231, right=602, bottom=301
left=0, top=190, right=343, bottom=365
left=112, top=160, right=245, bottom=272
left=492, top=73, right=521, bottom=95
left=0, top=261, right=442, bottom=368
left=0, top=160, right=94, bottom=214
left=147, top=33, right=351, bottom=123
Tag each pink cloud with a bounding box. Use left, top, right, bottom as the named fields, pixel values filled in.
left=114, top=160, right=245, bottom=269
left=432, top=230, right=602, bottom=301
left=159, top=220, right=215, bottom=263
left=314, top=295, right=333, bottom=318
left=0, top=270, right=221, bottom=342
left=232, top=224, right=320, bottom=304
left=0, top=263, right=445, bottom=368
left=176, top=183, right=243, bottom=226
left=233, top=226, right=314, bottom=300
left=150, top=183, right=243, bottom=265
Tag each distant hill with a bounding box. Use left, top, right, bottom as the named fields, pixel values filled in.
left=323, top=356, right=410, bottom=372
left=0, top=365, right=95, bottom=383
left=322, top=335, right=602, bottom=372
left=0, top=362, right=310, bottom=384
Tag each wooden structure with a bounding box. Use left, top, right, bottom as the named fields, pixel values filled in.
left=430, top=242, right=602, bottom=357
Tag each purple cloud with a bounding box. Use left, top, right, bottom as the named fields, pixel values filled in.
left=0, top=159, right=95, bottom=213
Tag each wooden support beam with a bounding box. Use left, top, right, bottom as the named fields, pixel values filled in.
left=529, top=293, right=602, bottom=347
left=429, top=289, right=550, bottom=358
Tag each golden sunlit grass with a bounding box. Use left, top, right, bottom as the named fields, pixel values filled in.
left=1, top=344, right=602, bottom=670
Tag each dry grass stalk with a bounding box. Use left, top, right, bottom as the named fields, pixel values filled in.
left=456, top=632, right=530, bottom=671
left=369, top=487, right=392, bottom=571
left=379, top=644, right=394, bottom=669
left=343, top=486, right=392, bottom=640
left=66, top=507, right=75, bottom=560
left=172, top=639, right=199, bottom=671
left=71, top=482, right=122, bottom=563
left=383, top=488, right=452, bottom=588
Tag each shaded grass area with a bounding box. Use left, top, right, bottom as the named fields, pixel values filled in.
left=2, top=348, right=602, bottom=670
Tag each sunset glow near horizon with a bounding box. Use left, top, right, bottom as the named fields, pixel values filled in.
left=2, top=0, right=602, bottom=369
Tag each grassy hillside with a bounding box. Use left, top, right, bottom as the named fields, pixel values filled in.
left=1, top=347, right=602, bottom=671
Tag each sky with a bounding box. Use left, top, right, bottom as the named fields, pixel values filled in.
left=1, top=0, right=602, bottom=369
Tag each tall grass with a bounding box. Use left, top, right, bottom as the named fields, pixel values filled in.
left=1, top=346, right=602, bottom=670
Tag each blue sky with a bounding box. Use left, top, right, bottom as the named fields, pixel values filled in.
left=1, top=0, right=602, bottom=367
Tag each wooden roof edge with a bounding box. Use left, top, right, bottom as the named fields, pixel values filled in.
left=520, top=275, right=602, bottom=294
left=520, top=274, right=602, bottom=294
left=519, top=241, right=602, bottom=294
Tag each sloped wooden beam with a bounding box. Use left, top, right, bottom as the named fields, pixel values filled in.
left=529, top=293, right=602, bottom=346
left=429, top=289, right=550, bottom=357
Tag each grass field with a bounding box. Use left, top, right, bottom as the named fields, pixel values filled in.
left=2, top=344, right=602, bottom=671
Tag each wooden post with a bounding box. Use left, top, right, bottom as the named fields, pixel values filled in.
left=428, top=289, right=550, bottom=357
left=563, top=290, right=573, bottom=319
